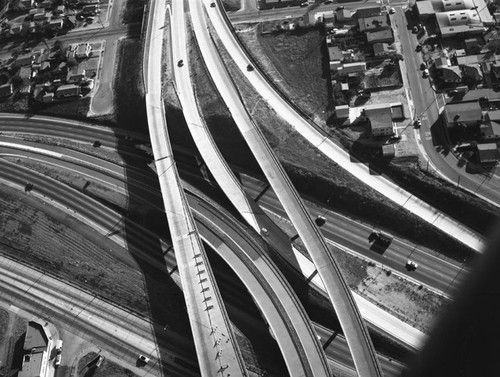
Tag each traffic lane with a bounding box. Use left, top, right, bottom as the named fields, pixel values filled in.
left=240, top=173, right=465, bottom=292
left=258, top=189, right=465, bottom=295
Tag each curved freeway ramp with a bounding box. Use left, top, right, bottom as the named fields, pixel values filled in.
left=203, top=0, right=485, bottom=253
left=144, top=0, right=247, bottom=375
left=170, top=0, right=262, bottom=232
left=188, top=1, right=383, bottom=376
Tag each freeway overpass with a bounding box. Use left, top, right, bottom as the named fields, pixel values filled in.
left=144, top=0, right=247, bottom=375
left=189, top=0, right=384, bottom=376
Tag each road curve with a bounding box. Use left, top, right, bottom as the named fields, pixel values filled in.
left=0, top=143, right=332, bottom=377
left=144, top=0, right=247, bottom=375
left=204, top=0, right=485, bottom=253
left=188, top=1, right=383, bottom=376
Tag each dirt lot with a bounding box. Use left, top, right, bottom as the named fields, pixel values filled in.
left=236, top=24, right=332, bottom=126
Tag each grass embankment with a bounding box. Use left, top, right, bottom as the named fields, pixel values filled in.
left=123, top=0, right=146, bottom=24
left=78, top=352, right=138, bottom=377
left=196, top=20, right=475, bottom=262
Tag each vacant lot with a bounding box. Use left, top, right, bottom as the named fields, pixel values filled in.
left=237, top=25, right=332, bottom=125
left=78, top=352, right=138, bottom=377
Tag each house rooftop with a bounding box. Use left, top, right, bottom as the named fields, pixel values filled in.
left=366, top=29, right=393, bottom=43
left=448, top=88, right=500, bottom=103
left=328, top=46, right=343, bottom=61
left=444, top=101, right=482, bottom=124
left=358, top=15, right=388, bottom=32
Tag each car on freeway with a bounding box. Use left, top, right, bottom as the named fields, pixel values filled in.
left=423, top=68, right=429, bottom=78
left=300, top=1, right=308, bottom=6
left=177, top=60, right=184, bottom=67
left=261, top=227, right=269, bottom=236
left=95, top=355, right=104, bottom=368
left=247, top=64, right=254, bottom=71
left=138, top=355, right=150, bottom=365
left=406, top=260, right=418, bottom=271
left=210, top=2, right=216, bottom=7
left=315, top=215, right=326, bottom=227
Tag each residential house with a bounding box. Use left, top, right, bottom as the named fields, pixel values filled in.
left=355, top=6, right=382, bottom=18
left=461, top=63, right=483, bottom=82
left=10, top=23, right=24, bottom=35
left=19, top=0, right=35, bottom=9
left=66, top=66, right=88, bottom=84
left=447, top=88, right=500, bottom=104
left=443, top=101, right=483, bottom=127
left=336, top=61, right=366, bottom=75
left=81, top=4, right=99, bottom=15
left=75, top=43, right=91, bottom=59
left=18, top=66, right=32, bottom=81
left=366, top=29, right=394, bottom=44
left=477, top=142, right=498, bottom=163
left=336, top=9, right=352, bottom=22
left=328, top=46, right=343, bottom=71
left=435, top=57, right=463, bottom=83
left=0, top=83, right=13, bottom=97
left=13, top=53, right=34, bottom=68
left=48, top=18, right=64, bottom=30
left=42, top=91, right=54, bottom=102
left=373, top=42, right=393, bottom=57
left=365, top=103, right=395, bottom=137
left=39, top=0, right=53, bottom=9
left=55, top=83, right=81, bottom=98
left=335, top=104, right=349, bottom=118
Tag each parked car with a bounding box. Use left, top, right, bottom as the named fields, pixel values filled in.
left=389, top=7, right=395, bottom=14
left=138, top=355, right=150, bottom=365
left=414, top=119, right=422, bottom=128
left=412, top=25, right=419, bottom=33
left=420, top=62, right=427, bottom=70
left=416, top=44, right=422, bottom=52
left=423, top=68, right=429, bottom=78
left=55, top=353, right=62, bottom=367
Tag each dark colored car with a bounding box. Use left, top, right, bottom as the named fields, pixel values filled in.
left=177, top=60, right=184, bottom=67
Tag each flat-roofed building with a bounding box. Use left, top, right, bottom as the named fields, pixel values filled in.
left=18, top=321, right=50, bottom=377
left=358, top=15, right=389, bottom=32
